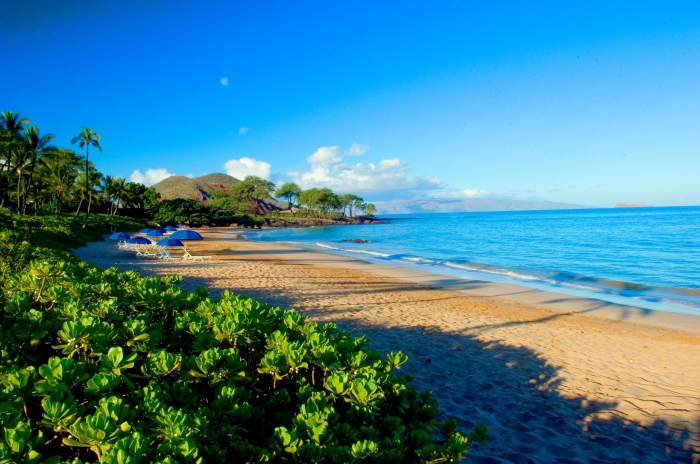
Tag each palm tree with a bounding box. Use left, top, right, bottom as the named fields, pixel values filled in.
left=0, top=111, right=30, bottom=208
left=13, top=144, right=29, bottom=213
left=109, top=177, right=129, bottom=215
left=42, top=149, right=81, bottom=212
left=73, top=167, right=103, bottom=217
left=103, top=175, right=115, bottom=214
left=19, top=126, right=55, bottom=214
left=71, top=128, right=101, bottom=227
left=43, top=157, right=78, bottom=213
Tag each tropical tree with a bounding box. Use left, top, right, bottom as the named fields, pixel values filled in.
left=73, top=163, right=103, bottom=217
left=123, top=182, right=147, bottom=208
left=362, top=202, right=377, bottom=216
left=42, top=149, right=80, bottom=213
left=351, top=196, right=364, bottom=218
left=299, top=187, right=341, bottom=218
left=71, top=127, right=102, bottom=227
left=274, top=182, right=302, bottom=205
left=229, top=175, right=276, bottom=201
left=0, top=110, right=29, bottom=208
left=338, top=193, right=363, bottom=217
left=142, top=186, right=160, bottom=209
left=19, top=125, right=55, bottom=214
left=298, top=187, right=321, bottom=216
left=107, top=177, right=129, bottom=215
left=317, top=188, right=340, bottom=217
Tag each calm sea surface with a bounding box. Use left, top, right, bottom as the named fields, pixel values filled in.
left=244, top=207, right=700, bottom=316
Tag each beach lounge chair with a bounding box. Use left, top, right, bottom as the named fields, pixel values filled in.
left=139, top=246, right=159, bottom=258
left=162, top=249, right=181, bottom=261
left=183, top=248, right=212, bottom=262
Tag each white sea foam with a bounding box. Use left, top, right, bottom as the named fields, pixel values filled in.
left=315, top=243, right=391, bottom=258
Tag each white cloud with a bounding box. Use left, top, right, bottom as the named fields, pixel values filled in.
left=345, top=143, right=370, bottom=156
left=463, top=188, right=489, bottom=198
left=238, top=127, right=251, bottom=135
left=223, top=157, right=271, bottom=180
left=287, top=145, right=441, bottom=200
left=307, top=146, right=343, bottom=167
left=379, top=158, right=403, bottom=170
left=129, top=168, right=177, bottom=186
left=220, top=77, right=229, bottom=86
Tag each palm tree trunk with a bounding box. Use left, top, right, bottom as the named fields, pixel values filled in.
left=21, top=154, right=38, bottom=215
left=75, top=196, right=83, bottom=216
left=16, top=170, right=22, bottom=213
left=0, top=147, right=12, bottom=208
left=83, top=147, right=89, bottom=228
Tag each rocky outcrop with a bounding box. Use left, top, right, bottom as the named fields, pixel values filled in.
left=615, top=203, right=652, bottom=208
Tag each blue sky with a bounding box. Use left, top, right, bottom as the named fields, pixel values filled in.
left=1, top=0, right=698, bottom=206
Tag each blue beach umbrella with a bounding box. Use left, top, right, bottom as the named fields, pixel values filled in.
left=146, top=230, right=164, bottom=238
left=127, top=237, right=152, bottom=245
left=165, top=226, right=177, bottom=232
left=110, top=232, right=131, bottom=240
left=176, top=223, right=185, bottom=227
left=138, top=228, right=152, bottom=234
left=156, top=238, right=184, bottom=247
left=156, top=228, right=168, bottom=234
left=169, top=229, right=204, bottom=240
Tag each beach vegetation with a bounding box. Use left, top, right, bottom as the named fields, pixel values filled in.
left=71, top=128, right=102, bottom=228
left=152, top=199, right=213, bottom=227
left=229, top=175, right=277, bottom=201
left=0, top=210, right=489, bottom=462
left=275, top=182, right=302, bottom=206
left=1, top=109, right=380, bottom=227
left=362, top=203, right=377, bottom=217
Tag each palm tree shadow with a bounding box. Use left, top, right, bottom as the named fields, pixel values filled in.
left=170, top=270, right=700, bottom=463
left=333, top=319, right=699, bottom=464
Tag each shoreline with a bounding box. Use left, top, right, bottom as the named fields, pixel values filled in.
left=239, top=228, right=700, bottom=335
left=75, top=227, right=700, bottom=462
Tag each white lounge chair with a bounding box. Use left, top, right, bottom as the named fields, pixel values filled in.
left=183, top=249, right=212, bottom=262
left=161, top=249, right=181, bottom=261
left=139, top=246, right=159, bottom=258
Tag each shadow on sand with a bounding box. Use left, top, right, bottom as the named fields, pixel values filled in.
left=164, top=272, right=699, bottom=464
left=81, top=248, right=699, bottom=464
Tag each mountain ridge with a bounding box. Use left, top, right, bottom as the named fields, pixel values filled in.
left=151, top=173, right=240, bottom=203
left=374, top=197, right=592, bottom=214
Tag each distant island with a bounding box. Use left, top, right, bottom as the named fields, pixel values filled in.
left=615, top=203, right=652, bottom=208
left=375, top=198, right=590, bottom=214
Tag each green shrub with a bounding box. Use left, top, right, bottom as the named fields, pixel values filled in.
left=0, top=213, right=489, bottom=462
left=0, top=210, right=151, bottom=254
left=152, top=199, right=213, bottom=227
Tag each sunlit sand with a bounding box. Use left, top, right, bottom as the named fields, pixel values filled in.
left=75, top=229, right=700, bottom=462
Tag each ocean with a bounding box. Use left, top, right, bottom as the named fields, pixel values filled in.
left=244, top=206, right=700, bottom=316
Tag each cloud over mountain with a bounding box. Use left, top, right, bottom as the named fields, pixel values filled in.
left=130, top=168, right=179, bottom=186
left=286, top=145, right=441, bottom=199
left=224, top=157, right=271, bottom=180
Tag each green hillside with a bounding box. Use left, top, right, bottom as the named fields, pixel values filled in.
left=151, top=173, right=240, bottom=203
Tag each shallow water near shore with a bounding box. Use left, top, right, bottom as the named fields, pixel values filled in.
left=245, top=206, right=700, bottom=316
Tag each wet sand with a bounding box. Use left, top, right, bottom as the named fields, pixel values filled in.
left=75, top=228, right=700, bottom=463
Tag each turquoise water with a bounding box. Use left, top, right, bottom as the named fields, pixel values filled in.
left=244, top=207, right=700, bottom=316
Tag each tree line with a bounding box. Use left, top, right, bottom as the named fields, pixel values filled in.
left=0, top=110, right=160, bottom=226
left=210, top=176, right=376, bottom=218
left=1, top=109, right=377, bottom=224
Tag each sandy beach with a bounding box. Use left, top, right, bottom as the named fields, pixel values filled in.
left=74, top=228, right=700, bottom=463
